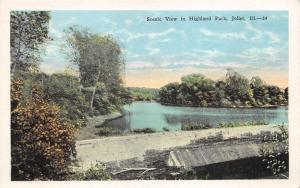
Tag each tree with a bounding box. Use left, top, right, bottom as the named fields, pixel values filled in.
left=250, top=76, right=269, bottom=105
left=180, top=74, right=215, bottom=106
left=44, top=73, right=88, bottom=127
left=66, top=27, right=125, bottom=112
left=159, top=82, right=181, bottom=104
left=224, top=69, right=252, bottom=103
left=11, top=79, right=76, bottom=180
left=284, top=87, right=288, bottom=103
left=158, top=71, right=287, bottom=107
left=10, top=11, right=50, bottom=76
left=267, top=85, right=284, bottom=105
left=250, top=76, right=265, bottom=88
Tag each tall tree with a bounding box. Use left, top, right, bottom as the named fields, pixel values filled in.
left=224, top=69, right=252, bottom=102
left=66, top=27, right=125, bottom=111
left=250, top=76, right=265, bottom=88
left=10, top=11, right=50, bottom=76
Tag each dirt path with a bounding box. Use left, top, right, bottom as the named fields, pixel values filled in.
left=76, top=125, right=280, bottom=169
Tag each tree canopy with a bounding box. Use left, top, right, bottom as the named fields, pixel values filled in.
left=65, top=27, right=128, bottom=113
left=10, top=11, right=50, bottom=75
left=158, top=70, right=287, bottom=107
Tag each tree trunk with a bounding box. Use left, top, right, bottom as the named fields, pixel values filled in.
left=89, top=57, right=106, bottom=112
left=78, top=75, right=82, bottom=93
left=89, top=86, right=96, bottom=111
left=11, top=62, right=17, bottom=77
left=41, top=74, right=44, bottom=89
left=11, top=19, right=22, bottom=77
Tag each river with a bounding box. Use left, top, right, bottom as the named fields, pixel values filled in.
left=103, top=101, right=288, bottom=132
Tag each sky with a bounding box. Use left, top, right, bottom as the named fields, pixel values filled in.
left=41, top=11, right=288, bottom=88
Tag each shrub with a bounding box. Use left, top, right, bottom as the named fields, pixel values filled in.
left=260, top=125, right=289, bottom=176
left=70, top=161, right=111, bottom=180
left=162, top=127, right=170, bottom=132
left=11, top=80, right=76, bottom=180
left=217, top=121, right=268, bottom=128
left=199, top=100, right=208, bottom=107
left=96, top=127, right=121, bottom=136
left=181, top=122, right=210, bottom=131
left=45, top=73, right=88, bottom=128
left=132, top=128, right=156, bottom=134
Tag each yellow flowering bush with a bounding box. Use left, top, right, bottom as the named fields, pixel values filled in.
left=11, top=79, right=76, bottom=180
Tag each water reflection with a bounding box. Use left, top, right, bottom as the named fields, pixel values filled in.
left=102, top=102, right=288, bottom=132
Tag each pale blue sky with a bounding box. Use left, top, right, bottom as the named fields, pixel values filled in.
left=41, top=11, right=288, bottom=88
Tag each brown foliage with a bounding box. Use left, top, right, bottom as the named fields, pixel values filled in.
left=11, top=79, right=76, bottom=180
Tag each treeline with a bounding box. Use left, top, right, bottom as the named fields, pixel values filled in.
left=159, top=70, right=288, bottom=107
left=128, top=87, right=159, bottom=101
left=10, top=11, right=131, bottom=180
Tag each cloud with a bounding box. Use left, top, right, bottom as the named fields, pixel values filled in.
left=125, top=49, right=141, bottom=58
left=56, top=16, right=78, bottom=27
left=193, top=49, right=226, bottom=58
left=97, top=17, right=117, bottom=27
left=235, top=46, right=287, bottom=69
left=160, top=49, right=226, bottom=61
left=245, top=22, right=281, bottom=43
left=123, top=27, right=177, bottom=42
left=146, top=47, right=160, bottom=55
left=126, top=59, right=250, bottom=70
left=157, top=38, right=174, bottom=43
left=245, top=22, right=263, bottom=41
left=199, top=23, right=281, bottom=44
left=199, top=28, right=246, bottom=40
left=127, top=61, right=156, bottom=69
left=238, top=47, right=280, bottom=59
left=125, top=19, right=134, bottom=25
left=265, top=31, right=281, bottom=43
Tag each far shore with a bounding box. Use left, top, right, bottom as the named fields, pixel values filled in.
left=129, top=100, right=288, bottom=109
left=159, top=102, right=288, bottom=109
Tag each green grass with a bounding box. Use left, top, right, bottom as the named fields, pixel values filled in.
left=217, top=121, right=269, bottom=128
left=181, top=122, right=211, bottom=131
left=131, top=128, right=156, bottom=134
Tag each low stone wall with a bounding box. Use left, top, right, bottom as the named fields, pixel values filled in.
left=76, top=125, right=281, bottom=169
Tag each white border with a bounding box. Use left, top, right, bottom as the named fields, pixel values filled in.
left=1, top=0, right=300, bottom=188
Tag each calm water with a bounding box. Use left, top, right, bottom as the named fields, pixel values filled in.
left=103, top=101, right=288, bottom=132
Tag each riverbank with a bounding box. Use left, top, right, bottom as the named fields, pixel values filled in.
left=160, top=102, right=287, bottom=109
left=76, top=125, right=283, bottom=169
left=75, top=112, right=123, bottom=140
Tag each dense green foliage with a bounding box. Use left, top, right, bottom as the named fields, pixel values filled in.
left=159, top=70, right=288, bottom=107
left=96, top=127, right=122, bottom=136
left=131, top=128, right=156, bottom=134
left=11, top=11, right=50, bottom=75
left=10, top=11, right=132, bottom=180
left=11, top=80, right=76, bottom=180
left=128, top=87, right=159, bottom=101
left=65, top=26, right=132, bottom=115
left=217, top=121, right=268, bottom=128
left=13, top=71, right=88, bottom=128
left=71, top=161, right=112, bottom=180
left=261, top=126, right=288, bottom=175
left=181, top=122, right=210, bottom=130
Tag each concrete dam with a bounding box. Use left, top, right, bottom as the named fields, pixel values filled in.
left=76, top=125, right=287, bottom=179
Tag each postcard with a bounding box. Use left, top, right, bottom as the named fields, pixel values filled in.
left=0, top=0, right=300, bottom=188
